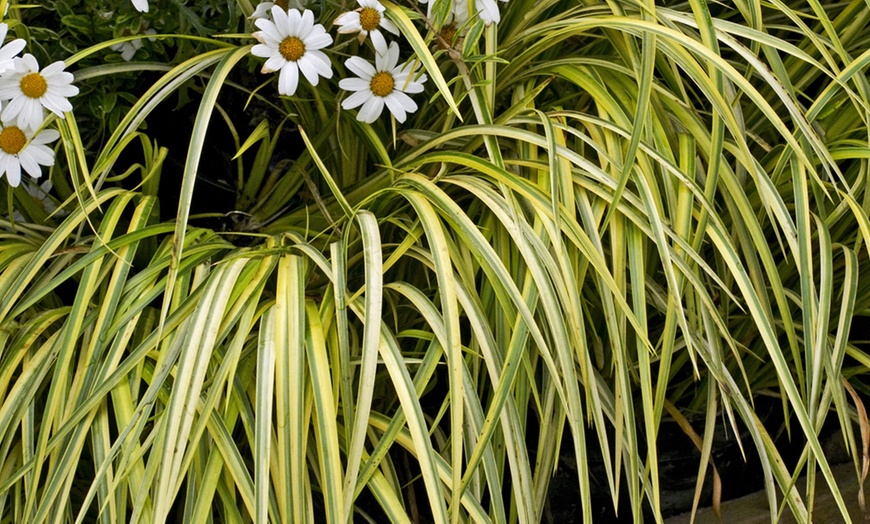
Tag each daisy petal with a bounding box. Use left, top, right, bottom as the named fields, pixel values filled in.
left=42, top=93, right=73, bottom=115
left=402, top=78, right=427, bottom=94
left=0, top=156, right=9, bottom=185
left=251, top=43, right=275, bottom=58
left=370, top=30, right=387, bottom=54
left=338, top=78, right=370, bottom=92
left=26, top=100, right=44, bottom=129
left=306, top=51, right=333, bottom=79
left=274, top=7, right=293, bottom=35
left=375, top=41, right=399, bottom=70
left=305, top=32, right=333, bottom=50
left=5, top=156, right=20, bottom=187
left=391, top=91, right=418, bottom=113
left=384, top=94, right=408, bottom=123
left=257, top=22, right=284, bottom=44
left=263, top=54, right=287, bottom=73
left=0, top=40, right=25, bottom=59
left=278, top=63, right=300, bottom=96
left=2, top=96, right=24, bottom=122
left=357, top=96, right=385, bottom=123
left=297, top=57, right=320, bottom=86
left=26, top=145, right=55, bottom=166
left=334, top=12, right=360, bottom=29
left=381, top=18, right=399, bottom=35
left=32, top=129, right=59, bottom=144
left=341, top=89, right=372, bottom=109
left=18, top=152, right=41, bottom=179
left=298, top=10, right=315, bottom=39
left=42, top=62, right=66, bottom=75
left=345, top=56, right=376, bottom=79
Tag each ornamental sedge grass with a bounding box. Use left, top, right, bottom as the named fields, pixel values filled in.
left=0, top=0, right=869, bottom=523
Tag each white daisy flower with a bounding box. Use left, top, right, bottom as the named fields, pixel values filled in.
left=0, top=121, right=58, bottom=187
left=339, top=41, right=427, bottom=124
left=477, top=0, right=505, bottom=26
left=434, top=0, right=470, bottom=48
left=110, top=29, right=157, bottom=61
left=22, top=179, right=65, bottom=216
left=251, top=7, right=333, bottom=96
left=248, top=0, right=305, bottom=20
left=131, top=0, right=149, bottom=13
left=250, top=2, right=277, bottom=20
left=421, top=0, right=504, bottom=26
left=334, top=0, right=399, bottom=52
left=0, top=54, right=79, bottom=132
left=0, top=23, right=25, bottom=76
left=249, top=0, right=305, bottom=20
left=451, top=0, right=470, bottom=26
left=112, top=39, right=143, bottom=61
left=419, top=0, right=465, bottom=20
left=417, top=0, right=436, bottom=19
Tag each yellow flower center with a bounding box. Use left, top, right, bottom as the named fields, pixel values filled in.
left=359, top=7, right=381, bottom=32
left=279, top=36, right=305, bottom=62
left=0, top=126, right=26, bottom=155
left=370, top=71, right=394, bottom=97
left=275, top=0, right=289, bottom=8
left=439, top=24, right=458, bottom=48
left=20, top=72, right=47, bottom=99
